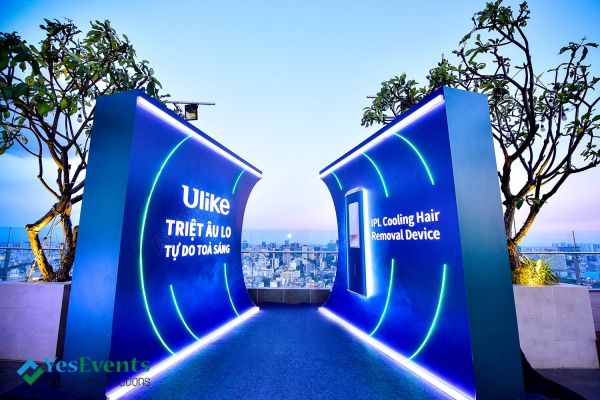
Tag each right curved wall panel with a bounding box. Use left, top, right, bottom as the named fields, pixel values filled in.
left=320, top=87, right=524, bottom=400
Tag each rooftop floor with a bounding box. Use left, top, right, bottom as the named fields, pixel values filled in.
left=122, top=304, right=448, bottom=400
left=1, top=304, right=598, bottom=399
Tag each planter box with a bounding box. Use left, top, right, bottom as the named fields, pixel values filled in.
left=0, top=281, right=70, bottom=361
left=513, top=283, right=599, bottom=369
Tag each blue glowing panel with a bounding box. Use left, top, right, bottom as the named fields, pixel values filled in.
left=62, top=90, right=260, bottom=398
left=320, top=88, right=523, bottom=400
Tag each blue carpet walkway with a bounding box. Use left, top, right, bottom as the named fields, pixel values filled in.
left=123, top=304, right=448, bottom=400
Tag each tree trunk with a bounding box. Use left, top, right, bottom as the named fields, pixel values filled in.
left=57, top=205, right=76, bottom=282
left=507, top=239, right=520, bottom=271
left=25, top=205, right=60, bottom=281
left=503, top=203, right=519, bottom=270
left=25, top=200, right=78, bottom=282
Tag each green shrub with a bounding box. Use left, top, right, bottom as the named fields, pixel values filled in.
left=512, top=256, right=559, bottom=286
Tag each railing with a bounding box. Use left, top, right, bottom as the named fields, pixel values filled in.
left=6, top=247, right=594, bottom=289
left=520, top=251, right=600, bottom=288
left=0, top=246, right=63, bottom=281
left=241, top=250, right=338, bottom=289
left=0, top=246, right=339, bottom=285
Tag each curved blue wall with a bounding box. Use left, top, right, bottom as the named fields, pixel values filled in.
left=320, top=87, right=523, bottom=400
left=62, top=90, right=261, bottom=398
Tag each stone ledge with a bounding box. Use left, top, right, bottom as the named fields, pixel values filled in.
left=514, top=284, right=599, bottom=369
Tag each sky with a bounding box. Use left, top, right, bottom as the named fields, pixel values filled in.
left=1, top=0, right=599, bottom=245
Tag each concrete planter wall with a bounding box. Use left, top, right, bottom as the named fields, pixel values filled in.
left=513, top=283, right=599, bottom=369
left=0, top=281, right=70, bottom=361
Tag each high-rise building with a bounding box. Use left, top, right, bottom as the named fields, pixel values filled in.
left=283, top=249, right=291, bottom=265
left=271, top=258, right=279, bottom=269
left=302, top=245, right=310, bottom=259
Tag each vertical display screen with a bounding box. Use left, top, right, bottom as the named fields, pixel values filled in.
left=346, top=189, right=366, bottom=296
left=348, top=202, right=360, bottom=248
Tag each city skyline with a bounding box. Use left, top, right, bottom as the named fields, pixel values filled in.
left=3, top=230, right=599, bottom=285
left=0, top=1, right=599, bottom=244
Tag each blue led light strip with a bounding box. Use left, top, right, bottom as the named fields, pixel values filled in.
left=106, top=307, right=260, bottom=400
left=369, top=259, right=395, bottom=336
left=394, top=134, right=435, bottom=186
left=319, top=95, right=444, bottom=178
left=362, top=153, right=389, bottom=198
left=232, top=169, right=245, bottom=194
left=409, top=264, right=448, bottom=360
left=169, top=284, right=200, bottom=340
left=137, top=97, right=262, bottom=178
left=224, top=263, right=240, bottom=316
left=319, top=307, right=471, bottom=400
left=331, top=172, right=343, bottom=190
left=139, top=137, right=191, bottom=355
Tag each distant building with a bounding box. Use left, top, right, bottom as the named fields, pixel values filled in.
left=283, top=250, right=291, bottom=264
left=270, top=258, right=279, bottom=269
left=239, top=237, right=340, bottom=289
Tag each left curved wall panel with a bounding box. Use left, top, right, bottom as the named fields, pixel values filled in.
left=62, top=90, right=261, bottom=398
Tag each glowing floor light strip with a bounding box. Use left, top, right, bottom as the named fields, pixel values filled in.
left=319, top=307, right=472, bottom=400
left=369, top=259, right=395, bottom=336
left=331, top=172, right=343, bottom=190
left=231, top=169, right=245, bottom=194
left=169, top=284, right=200, bottom=341
left=224, top=263, right=240, bottom=316
left=409, top=264, right=447, bottom=360
left=106, top=307, right=260, bottom=400
left=319, top=94, right=444, bottom=178
left=137, top=97, right=262, bottom=178
left=362, top=153, right=389, bottom=198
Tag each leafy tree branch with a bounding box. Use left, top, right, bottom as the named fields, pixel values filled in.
left=361, top=1, right=599, bottom=269
left=0, top=19, right=168, bottom=281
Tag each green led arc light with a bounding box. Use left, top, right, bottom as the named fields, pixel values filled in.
left=231, top=169, right=245, bottom=194
left=139, top=136, right=191, bottom=355
left=408, top=263, right=448, bottom=360
left=369, top=259, right=395, bottom=336
left=169, top=284, right=200, bottom=340
left=331, top=172, right=343, bottom=191
left=394, top=134, right=435, bottom=186
left=362, top=153, right=389, bottom=198
left=224, top=263, right=240, bottom=316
